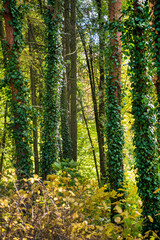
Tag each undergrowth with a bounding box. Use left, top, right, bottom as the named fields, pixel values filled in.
left=0, top=172, right=159, bottom=240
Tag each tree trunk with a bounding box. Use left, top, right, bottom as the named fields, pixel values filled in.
left=128, top=0, right=160, bottom=234
left=107, top=0, right=124, bottom=223
left=0, top=13, right=7, bottom=69
left=96, top=0, right=106, bottom=183
left=3, top=0, right=32, bottom=180
left=26, top=18, right=44, bottom=167
left=0, top=15, right=7, bottom=179
left=150, top=0, right=160, bottom=157
left=89, top=44, right=107, bottom=182
left=61, top=0, right=72, bottom=160
left=41, top=0, right=62, bottom=179
left=28, top=21, right=39, bottom=175
left=0, top=102, right=7, bottom=179
left=70, top=0, right=77, bottom=162
left=64, top=0, right=71, bottom=118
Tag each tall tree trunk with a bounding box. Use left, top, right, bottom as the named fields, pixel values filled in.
left=0, top=13, right=7, bottom=69
left=128, top=0, right=160, bottom=235
left=96, top=0, right=106, bottom=183
left=28, top=21, right=39, bottom=175
left=90, top=44, right=107, bottom=182
left=26, top=17, right=44, bottom=167
left=41, top=0, right=62, bottom=179
left=0, top=102, right=7, bottom=179
left=61, top=0, right=72, bottom=160
left=107, top=0, right=124, bottom=223
left=38, top=0, right=43, bottom=14
left=3, top=0, right=32, bottom=180
left=70, top=0, right=77, bottom=162
left=0, top=13, right=7, bottom=179
left=64, top=0, right=71, bottom=118
left=150, top=0, right=160, bottom=157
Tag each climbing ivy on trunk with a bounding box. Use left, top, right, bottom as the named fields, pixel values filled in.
left=123, top=0, right=160, bottom=235
left=41, top=0, right=62, bottom=179
left=106, top=0, right=124, bottom=223
left=3, top=0, right=32, bottom=180
left=150, top=0, right=160, bottom=158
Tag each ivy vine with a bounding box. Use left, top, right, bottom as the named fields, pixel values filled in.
left=40, top=0, right=63, bottom=179
left=105, top=4, right=124, bottom=223
left=122, top=0, right=160, bottom=235
left=150, top=0, right=160, bottom=159
left=3, top=0, right=32, bottom=180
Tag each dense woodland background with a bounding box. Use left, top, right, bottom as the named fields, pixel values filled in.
left=0, top=0, right=160, bottom=239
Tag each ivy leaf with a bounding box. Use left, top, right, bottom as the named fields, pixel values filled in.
left=53, top=162, right=61, bottom=170
left=148, top=215, right=153, bottom=223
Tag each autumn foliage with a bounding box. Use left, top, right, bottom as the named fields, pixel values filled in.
left=0, top=171, right=159, bottom=240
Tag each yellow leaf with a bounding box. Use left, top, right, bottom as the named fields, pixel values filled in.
left=150, top=237, right=155, bottom=240
left=135, top=211, right=141, bottom=217
left=57, top=221, right=63, bottom=226
left=73, top=212, right=79, bottom=219
left=0, top=199, right=9, bottom=207
left=137, top=199, right=142, bottom=207
left=74, top=202, right=79, bottom=206
left=153, top=188, right=160, bottom=194
left=153, top=232, right=160, bottom=239
left=70, top=198, right=75, bottom=203
left=47, top=174, right=57, bottom=181
left=79, top=203, right=83, bottom=207
left=115, top=205, right=122, bottom=213
left=97, top=226, right=104, bottom=231
left=148, top=215, right=153, bottom=223
left=105, top=223, right=114, bottom=236
left=109, top=190, right=117, bottom=198
left=118, top=188, right=125, bottom=191
left=114, top=217, right=121, bottom=224
left=69, top=191, right=75, bottom=196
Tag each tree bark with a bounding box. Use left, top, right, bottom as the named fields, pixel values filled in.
left=150, top=0, right=160, bottom=157
left=0, top=13, right=7, bottom=69
left=41, top=0, right=61, bottom=179
left=130, top=0, right=160, bottom=234
left=3, top=0, right=32, bottom=180
left=96, top=0, right=106, bottom=183
left=107, top=0, right=124, bottom=223
left=70, top=0, right=77, bottom=162
left=28, top=20, right=39, bottom=175
left=61, top=0, right=72, bottom=160
left=0, top=15, right=7, bottom=179
left=89, top=44, right=106, bottom=182
left=0, top=102, right=7, bottom=179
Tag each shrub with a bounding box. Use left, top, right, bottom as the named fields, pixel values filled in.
left=0, top=174, right=158, bottom=239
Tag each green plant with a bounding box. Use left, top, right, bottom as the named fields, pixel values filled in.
left=105, top=0, right=124, bottom=223
left=2, top=0, right=32, bottom=180
left=122, top=0, right=160, bottom=235
left=53, top=158, right=82, bottom=185
left=40, top=0, right=63, bottom=179
left=0, top=174, right=150, bottom=240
